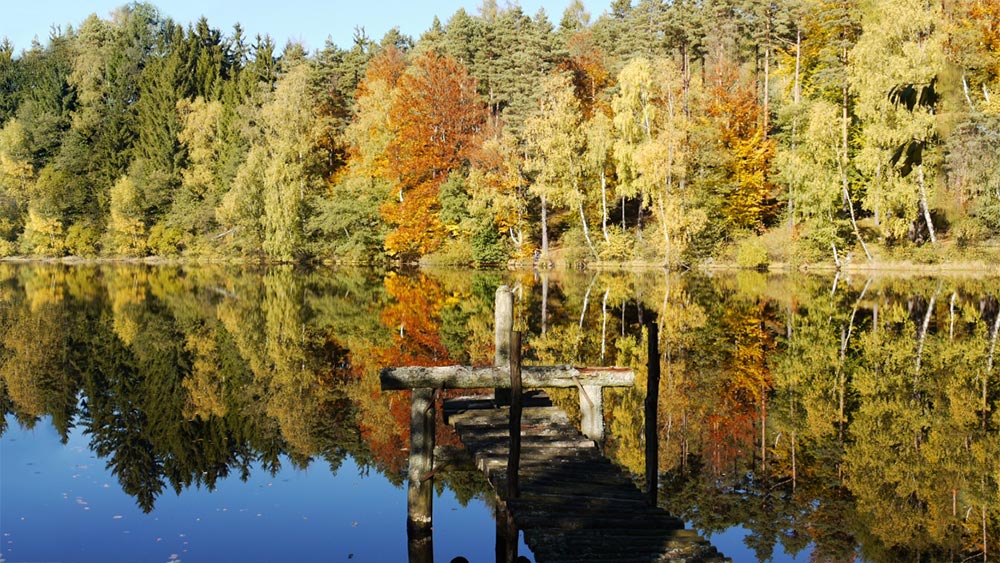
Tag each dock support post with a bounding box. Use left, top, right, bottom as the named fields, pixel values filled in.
left=407, top=388, right=435, bottom=563
left=496, top=330, right=523, bottom=563
left=494, top=286, right=514, bottom=405
left=508, top=331, right=523, bottom=498
left=645, top=323, right=660, bottom=507
left=580, top=385, right=605, bottom=442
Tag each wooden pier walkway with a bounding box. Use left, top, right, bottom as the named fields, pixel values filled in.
left=383, top=286, right=730, bottom=563
left=443, top=394, right=730, bottom=563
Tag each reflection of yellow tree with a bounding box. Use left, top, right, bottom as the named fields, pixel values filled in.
left=211, top=268, right=332, bottom=459
left=105, top=267, right=149, bottom=346
left=0, top=267, right=80, bottom=437
left=182, top=327, right=227, bottom=421
left=22, top=266, right=66, bottom=312
left=846, top=284, right=999, bottom=558
left=1, top=307, right=62, bottom=417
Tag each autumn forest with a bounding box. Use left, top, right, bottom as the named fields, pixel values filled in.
left=0, top=0, right=998, bottom=266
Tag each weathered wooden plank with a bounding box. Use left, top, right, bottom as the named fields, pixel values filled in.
left=461, top=436, right=596, bottom=451
left=512, top=514, right=685, bottom=531
left=449, top=405, right=571, bottom=425
left=380, top=365, right=634, bottom=390
left=440, top=394, right=731, bottom=563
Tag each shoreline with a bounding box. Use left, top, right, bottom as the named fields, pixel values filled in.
left=3, top=255, right=998, bottom=276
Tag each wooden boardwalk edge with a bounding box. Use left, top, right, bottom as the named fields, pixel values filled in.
left=443, top=395, right=732, bottom=563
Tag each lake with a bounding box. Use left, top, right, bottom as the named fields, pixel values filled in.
left=0, top=264, right=997, bottom=563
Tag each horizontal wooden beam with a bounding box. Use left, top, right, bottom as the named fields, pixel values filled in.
left=380, top=365, right=635, bottom=390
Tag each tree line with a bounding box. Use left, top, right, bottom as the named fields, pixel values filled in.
left=0, top=0, right=997, bottom=265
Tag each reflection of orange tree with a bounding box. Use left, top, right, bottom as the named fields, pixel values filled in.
left=351, top=272, right=463, bottom=477
left=697, top=298, right=775, bottom=475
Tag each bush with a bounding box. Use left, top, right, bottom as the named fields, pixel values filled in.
left=952, top=217, right=988, bottom=248
left=0, top=239, right=15, bottom=257
left=424, top=236, right=476, bottom=266
left=65, top=221, right=101, bottom=257
left=147, top=223, right=185, bottom=257
left=471, top=224, right=509, bottom=265
left=599, top=227, right=634, bottom=262
left=559, top=227, right=591, bottom=267
left=735, top=235, right=770, bottom=270
left=909, top=243, right=940, bottom=264
left=21, top=210, right=65, bottom=257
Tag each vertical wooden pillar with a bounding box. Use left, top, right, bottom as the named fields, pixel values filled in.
left=496, top=330, right=522, bottom=563
left=494, top=285, right=514, bottom=405
left=495, top=505, right=518, bottom=563
left=407, top=388, right=435, bottom=563
left=580, top=385, right=605, bottom=442
left=508, top=331, right=522, bottom=499
left=645, top=323, right=660, bottom=507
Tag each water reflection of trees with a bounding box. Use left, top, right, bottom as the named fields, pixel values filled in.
left=653, top=275, right=1000, bottom=563
left=0, top=265, right=997, bottom=561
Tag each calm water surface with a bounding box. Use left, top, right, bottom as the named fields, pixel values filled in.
left=0, top=265, right=996, bottom=562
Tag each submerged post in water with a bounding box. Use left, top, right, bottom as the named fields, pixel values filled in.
left=508, top=330, right=522, bottom=499
left=497, top=330, right=523, bottom=563
left=407, top=388, right=435, bottom=563
left=645, top=322, right=660, bottom=507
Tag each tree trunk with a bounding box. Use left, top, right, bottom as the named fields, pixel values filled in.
left=915, top=289, right=938, bottom=377
left=658, top=191, right=671, bottom=265
left=840, top=80, right=873, bottom=262
left=789, top=28, right=801, bottom=236
left=601, top=170, right=610, bottom=243
left=949, top=292, right=956, bottom=341
left=762, top=13, right=771, bottom=138
left=794, top=29, right=801, bottom=105
left=835, top=277, right=871, bottom=443
left=579, top=201, right=599, bottom=260
left=541, top=273, right=549, bottom=336
left=985, top=307, right=998, bottom=430
left=580, top=273, right=597, bottom=329
left=962, top=73, right=974, bottom=109
left=918, top=164, right=937, bottom=245
left=541, top=192, right=549, bottom=260
left=601, top=287, right=609, bottom=361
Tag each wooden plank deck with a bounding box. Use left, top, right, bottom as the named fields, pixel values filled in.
left=443, top=394, right=731, bottom=563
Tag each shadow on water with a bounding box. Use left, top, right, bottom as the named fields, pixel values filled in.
left=0, top=263, right=998, bottom=562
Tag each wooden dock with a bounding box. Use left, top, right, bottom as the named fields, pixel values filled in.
left=383, top=286, right=730, bottom=563
left=444, top=394, right=730, bottom=563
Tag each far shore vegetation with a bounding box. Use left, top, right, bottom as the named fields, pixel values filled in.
left=1, top=1, right=998, bottom=270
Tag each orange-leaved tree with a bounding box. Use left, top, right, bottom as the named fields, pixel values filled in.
left=382, top=50, right=486, bottom=259
left=704, top=62, right=777, bottom=233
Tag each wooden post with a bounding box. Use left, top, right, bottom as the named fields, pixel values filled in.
left=580, top=385, right=604, bottom=442
left=645, top=323, right=660, bottom=507
left=508, top=331, right=522, bottom=499
left=496, top=330, right=522, bottom=563
left=495, top=285, right=514, bottom=405
left=407, top=388, right=435, bottom=563
left=495, top=505, right=518, bottom=563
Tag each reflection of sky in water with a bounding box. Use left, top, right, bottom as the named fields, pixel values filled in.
left=0, top=413, right=816, bottom=563
left=702, top=525, right=814, bottom=563
left=1, top=415, right=527, bottom=563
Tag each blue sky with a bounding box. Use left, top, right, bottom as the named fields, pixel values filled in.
left=5, top=0, right=608, bottom=55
